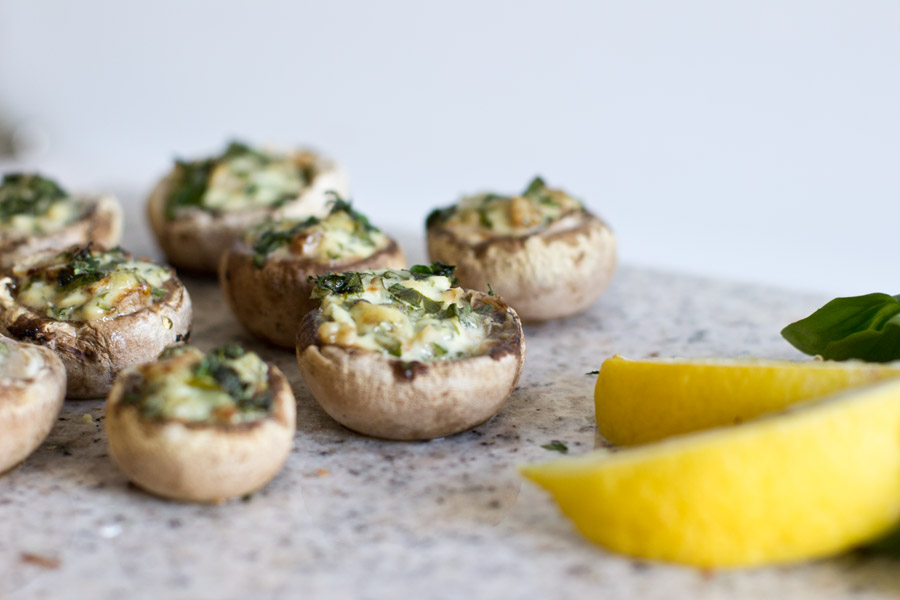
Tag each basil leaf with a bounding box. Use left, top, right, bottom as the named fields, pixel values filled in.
left=781, top=293, right=900, bottom=362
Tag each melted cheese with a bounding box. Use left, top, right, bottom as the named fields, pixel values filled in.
left=130, top=346, right=271, bottom=424
left=202, top=152, right=306, bottom=213
left=16, top=255, right=172, bottom=322
left=0, top=198, right=84, bottom=235
left=438, top=184, right=584, bottom=242
left=315, top=270, right=496, bottom=362
left=257, top=210, right=390, bottom=264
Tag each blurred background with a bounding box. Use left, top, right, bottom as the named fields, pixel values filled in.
left=0, top=0, right=897, bottom=295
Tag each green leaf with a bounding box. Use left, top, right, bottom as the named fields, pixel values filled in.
left=0, top=173, right=67, bottom=221
left=781, top=293, right=900, bottom=362
left=409, top=262, right=457, bottom=283
left=522, top=176, right=546, bottom=197
left=541, top=440, right=568, bottom=453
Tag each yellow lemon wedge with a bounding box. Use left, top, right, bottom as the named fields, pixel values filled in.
left=521, top=377, right=900, bottom=568
left=596, top=355, right=900, bottom=446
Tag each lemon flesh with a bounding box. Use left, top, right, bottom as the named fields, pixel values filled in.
left=523, top=377, right=900, bottom=568
left=596, top=355, right=900, bottom=446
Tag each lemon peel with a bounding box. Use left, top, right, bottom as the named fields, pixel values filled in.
left=595, top=355, right=900, bottom=445
left=522, top=377, right=900, bottom=567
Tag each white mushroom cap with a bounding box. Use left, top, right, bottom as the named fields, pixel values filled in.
left=105, top=363, right=296, bottom=503
left=0, top=337, right=66, bottom=474
left=147, top=152, right=348, bottom=274
left=296, top=292, right=525, bottom=440
left=220, top=237, right=406, bottom=348
left=427, top=211, right=616, bottom=321
left=0, top=250, right=192, bottom=398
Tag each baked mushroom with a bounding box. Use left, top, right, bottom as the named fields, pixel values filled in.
left=0, top=172, right=121, bottom=266
left=426, top=176, right=616, bottom=321
left=147, top=140, right=348, bottom=274
left=0, top=245, right=192, bottom=398
left=296, top=263, right=525, bottom=440
left=105, top=344, right=295, bottom=503
left=220, top=194, right=406, bottom=348
left=0, top=336, right=66, bottom=474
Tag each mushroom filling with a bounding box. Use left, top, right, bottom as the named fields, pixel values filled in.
left=426, top=176, right=584, bottom=241
left=310, top=263, right=511, bottom=362
left=120, top=344, right=273, bottom=425
left=13, top=246, right=172, bottom=322
left=164, top=140, right=318, bottom=219
left=0, top=173, right=86, bottom=235
left=246, top=195, right=390, bottom=267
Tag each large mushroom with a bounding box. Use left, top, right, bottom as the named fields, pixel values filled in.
left=0, top=245, right=192, bottom=398
left=220, top=196, right=406, bottom=348
left=105, top=344, right=296, bottom=503
left=296, top=264, right=525, bottom=440
left=0, top=336, right=66, bottom=474
left=426, top=176, right=616, bottom=321
left=0, top=172, right=121, bottom=266
left=147, top=140, right=348, bottom=274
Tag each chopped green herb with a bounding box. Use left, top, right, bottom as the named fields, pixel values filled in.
left=522, top=176, right=547, bottom=197
left=409, top=262, right=458, bottom=283
left=781, top=293, right=900, bottom=362
left=541, top=440, right=569, bottom=453
left=425, top=205, right=456, bottom=228
left=586, top=370, right=599, bottom=375
left=251, top=217, right=319, bottom=267
left=388, top=283, right=442, bottom=314
left=55, top=245, right=126, bottom=291
left=0, top=173, right=68, bottom=221
left=432, top=343, right=447, bottom=356
left=165, top=157, right=216, bottom=220
left=487, top=283, right=495, bottom=297
left=311, top=272, right=364, bottom=296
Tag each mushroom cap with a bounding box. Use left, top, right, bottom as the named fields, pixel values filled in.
left=0, top=337, right=66, bottom=474
left=0, top=194, right=122, bottom=267
left=147, top=154, right=348, bottom=274
left=296, top=292, right=525, bottom=441
left=0, top=258, right=193, bottom=399
left=427, top=211, right=616, bottom=321
left=219, top=237, right=407, bottom=348
left=105, top=363, right=296, bottom=503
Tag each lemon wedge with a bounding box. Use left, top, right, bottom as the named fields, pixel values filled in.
left=522, top=377, right=900, bottom=567
left=596, top=355, right=900, bottom=445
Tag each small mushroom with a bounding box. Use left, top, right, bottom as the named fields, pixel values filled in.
left=105, top=344, right=296, bottom=503
left=296, top=265, right=525, bottom=440
left=0, top=336, right=66, bottom=474
left=0, top=245, right=192, bottom=398
left=426, top=177, right=616, bottom=321
left=220, top=196, right=406, bottom=348
left=0, top=172, right=121, bottom=266
left=147, top=141, right=348, bottom=274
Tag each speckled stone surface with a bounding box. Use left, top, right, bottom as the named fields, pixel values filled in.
left=1, top=249, right=899, bottom=599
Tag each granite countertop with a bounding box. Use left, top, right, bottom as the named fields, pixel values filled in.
left=1, top=246, right=899, bottom=598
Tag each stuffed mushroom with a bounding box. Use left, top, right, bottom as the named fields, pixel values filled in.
left=0, top=245, right=192, bottom=398
left=296, top=263, right=525, bottom=441
left=105, top=344, right=295, bottom=503
left=0, top=172, right=122, bottom=266
left=426, top=176, right=616, bottom=321
left=0, top=336, right=66, bottom=474
left=147, top=140, right=348, bottom=274
left=220, top=194, right=406, bottom=348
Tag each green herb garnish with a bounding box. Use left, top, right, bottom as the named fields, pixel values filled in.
left=194, top=344, right=272, bottom=411
left=541, top=440, right=569, bottom=453
left=409, top=262, right=458, bottom=283
left=586, top=370, right=599, bottom=375
left=55, top=245, right=126, bottom=291
left=388, top=283, right=442, bottom=314
left=425, top=205, right=455, bottom=228
left=781, top=293, right=900, bottom=362
left=0, top=173, right=68, bottom=221
left=251, top=217, right=318, bottom=267
left=311, top=272, right=364, bottom=296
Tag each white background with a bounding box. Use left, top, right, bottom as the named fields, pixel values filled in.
left=1, top=1, right=897, bottom=296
